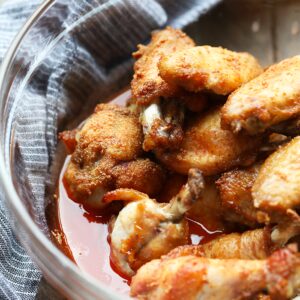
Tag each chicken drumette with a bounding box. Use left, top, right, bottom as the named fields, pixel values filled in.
left=104, top=169, right=204, bottom=276
left=131, top=27, right=207, bottom=152
left=60, top=104, right=165, bottom=209
left=131, top=246, right=300, bottom=300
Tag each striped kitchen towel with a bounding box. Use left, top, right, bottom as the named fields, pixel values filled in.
left=0, top=0, right=221, bottom=299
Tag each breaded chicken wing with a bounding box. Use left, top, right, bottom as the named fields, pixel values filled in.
left=131, top=246, right=300, bottom=300
left=221, top=56, right=300, bottom=134
left=105, top=169, right=204, bottom=276
left=62, top=104, right=165, bottom=208
left=156, top=106, right=262, bottom=176
left=216, top=163, right=267, bottom=226
left=252, top=136, right=300, bottom=223
left=131, top=27, right=195, bottom=105
left=159, top=46, right=262, bottom=95
left=166, top=224, right=300, bottom=261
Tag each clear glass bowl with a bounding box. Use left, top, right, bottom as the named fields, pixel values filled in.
left=0, top=0, right=299, bottom=299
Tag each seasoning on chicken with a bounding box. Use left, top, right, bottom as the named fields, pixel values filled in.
left=221, top=55, right=300, bottom=135
left=105, top=169, right=204, bottom=276
left=131, top=245, right=300, bottom=300
left=252, top=136, right=300, bottom=223
left=156, top=106, right=262, bottom=176
left=141, top=100, right=185, bottom=151
left=131, top=27, right=195, bottom=105
left=216, top=163, right=267, bottom=226
left=159, top=45, right=262, bottom=95
left=61, top=104, right=165, bottom=209
left=165, top=223, right=300, bottom=261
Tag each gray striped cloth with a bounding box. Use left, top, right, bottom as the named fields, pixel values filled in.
left=0, top=0, right=221, bottom=299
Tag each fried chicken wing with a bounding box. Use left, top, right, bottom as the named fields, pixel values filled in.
left=252, top=136, right=300, bottom=223
left=216, top=164, right=266, bottom=226
left=221, top=56, right=300, bottom=134
left=166, top=224, right=300, bottom=261
left=159, top=46, right=262, bottom=95
left=131, top=246, right=300, bottom=300
left=156, top=106, right=262, bottom=176
left=106, top=169, right=204, bottom=276
left=141, top=100, right=184, bottom=151
left=131, top=27, right=195, bottom=105
left=62, top=104, right=165, bottom=208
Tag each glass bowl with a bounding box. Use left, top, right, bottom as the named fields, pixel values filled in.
left=0, top=0, right=299, bottom=299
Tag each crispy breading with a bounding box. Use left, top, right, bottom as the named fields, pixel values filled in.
left=216, top=164, right=265, bottom=226
left=221, top=56, right=300, bottom=134
left=156, top=106, right=261, bottom=176
left=252, top=136, right=300, bottom=223
left=131, top=246, right=300, bottom=300
left=159, top=45, right=262, bottom=95
left=63, top=104, right=165, bottom=208
left=111, top=159, right=165, bottom=197
left=163, top=227, right=274, bottom=260
left=131, top=27, right=195, bottom=105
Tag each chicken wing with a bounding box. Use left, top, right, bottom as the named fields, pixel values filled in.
left=165, top=224, right=300, bottom=261
left=156, top=106, right=262, bottom=176
left=252, top=136, right=300, bottom=223
left=131, top=27, right=195, bottom=105
left=159, top=46, right=262, bottom=95
left=62, top=104, right=165, bottom=208
left=106, top=169, right=204, bottom=276
left=131, top=246, right=300, bottom=300
left=221, top=56, right=300, bottom=134
left=216, top=163, right=267, bottom=226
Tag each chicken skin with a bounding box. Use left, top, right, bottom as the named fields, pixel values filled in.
left=61, top=104, right=165, bottom=209
left=105, top=169, right=204, bottom=276
left=221, top=56, right=300, bottom=134
left=131, top=246, right=300, bottom=300
left=216, top=163, right=266, bottom=226
left=159, top=45, right=262, bottom=95
left=166, top=224, right=300, bottom=261
left=252, top=136, right=300, bottom=223
left=156, top=106, right=262, bottom=176
left=131, top=27, right=195, bottom=105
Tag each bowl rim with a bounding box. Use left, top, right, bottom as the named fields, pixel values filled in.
left=0, top=1, right=124, bottom=299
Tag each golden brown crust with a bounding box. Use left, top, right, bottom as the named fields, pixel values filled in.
left=221, top=55, right=300, bottom=134
left=131, top=247, right=300, bottom=300
left=111, top=159, right=166, bottom=197
left=165, top=227, right=273, bottom=261
left=59, top=129, right=78, bottom=154
left=159, top=46, right=262, bottom=95
left=216, top=164, right=264, bottom=226
left=63, top=104, right=166, bottom=207
left=156, top=106, right=262, bottom=176
left=131, top=27, right=195, bottom=105
left=252, top=137, right=300, bottom=223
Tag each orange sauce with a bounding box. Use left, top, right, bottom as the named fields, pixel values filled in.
left=50, top=90, right=224, bottom=295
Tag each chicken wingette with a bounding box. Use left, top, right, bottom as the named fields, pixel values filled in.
left=156, top=106, right=262, bottom=176
left=222, top=56, right=300, bottom=134
left=252, top=136, right=300, bottom=223
left=159, top=45, right=262, bottom=95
